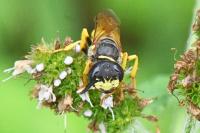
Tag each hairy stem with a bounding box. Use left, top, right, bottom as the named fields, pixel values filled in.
left=186, top=0, right=200, bottom=50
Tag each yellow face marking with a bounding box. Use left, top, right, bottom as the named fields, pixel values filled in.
left=94, top=79, right=119, bottom=91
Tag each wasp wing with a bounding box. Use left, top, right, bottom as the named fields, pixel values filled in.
left=93, top=9, right=121, bottom=50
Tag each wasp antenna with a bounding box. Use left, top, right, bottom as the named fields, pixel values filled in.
left=79, top=80, right=98, bottom=94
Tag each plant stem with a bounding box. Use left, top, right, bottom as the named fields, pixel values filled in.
left=184, top=115, right=195, bottom=133
left=186, top=0, right=200, bottom=50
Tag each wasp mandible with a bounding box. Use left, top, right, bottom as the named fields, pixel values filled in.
left=55, top=9, right=139, bottom=95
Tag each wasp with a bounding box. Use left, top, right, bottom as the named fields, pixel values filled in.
left=56, top=9, right=139, bottom=95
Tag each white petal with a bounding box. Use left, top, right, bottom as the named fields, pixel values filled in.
left=36, top=63, right=44, bottom=72
left=99, top=122, right=106, bottom=133
left=12, top=69, right=25, bottom=76
left=83, top=109, right=93, bottom=117
left=59, top=71, right=67, bottom=80
left=79, top=92, right=93, bottom=107
left=109, top=107, right=115, bottom=120
left=2, top=75, right=14, bottom=82
left=67, top=68, right=72, bottom=74
left=64, top=56, right=73, bottom=65
left=3, top=67, right=14, bottom=73
left=44, top=92, right=52, bottom=100
left=51, top=93, right=56, bottom=102
left=37, top=100, right=43, bottom=109
left=25, top=66, right=33, bottom=74
left=101, top=94, right=113, bottom=109
left=79, top=93, right=87, bottom=101
left=30, top=68, right=37, bottom=74
left=74, top=44, right=81, bottom=53
left=54, top=79, right=61, bottom=87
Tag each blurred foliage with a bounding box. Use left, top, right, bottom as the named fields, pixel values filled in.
left=0, top=0, right=197, bottom=133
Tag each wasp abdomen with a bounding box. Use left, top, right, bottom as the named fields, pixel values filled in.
left=95, top=38, right=120, bottom=61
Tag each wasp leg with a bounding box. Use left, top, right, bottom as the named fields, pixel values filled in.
left=53, top=28, right=89, bottom=53
left=128, top=54, right=139, bottom=88
left=80, top=28, right=90, bottom=52
left=121, top=52, right=128, bottom=70
left=53, top=41, right=80, bottom=53
left=82, top=59, right=92, bottom=87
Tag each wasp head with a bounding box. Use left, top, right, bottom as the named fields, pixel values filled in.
left=80, top=60, right=124, bottom=94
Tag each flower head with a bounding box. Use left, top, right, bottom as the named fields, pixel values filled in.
left=3, top=60, right=33, bottom=82
left=84, top=109, right=93, bottom=117
left=54, top=79, right=61, bottom=87
left=37, top=84, right=56, bottom=108
left=64, top=56, right=73, bottom=65
left=36, top=63, right=44, bottom=72
left=59, top=71, right=67, bottom=80
left=101, top=94, right=114, bottom=109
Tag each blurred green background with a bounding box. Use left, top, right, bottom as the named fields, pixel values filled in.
left=0, top=0, right=196, bottom=133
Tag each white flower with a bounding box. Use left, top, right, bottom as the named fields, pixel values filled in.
left=3, top=60, right=33, bottom=82
left=54, top=79, right=61, bottom=87
left=79, top=92, right=93, bottom=107
left=37, top=84, right=56, bottom=108
left=67, top=67, right=72, bottom=74
left=36, top=63, right=44, bottom=72
left=30, top=68, right=37, bottom=74
left=101, top=94, right=115, bottom=120
left=59, top=71, right=67, bottom=80
left=83, top=109, right=93, bottom=117
left=64, top=56, right=73, bottom=65
left=101, top=94, right=113, bottom=109
left=99, top=122, right=106, bottom=133
left=74, top=44, right=81, bottom=53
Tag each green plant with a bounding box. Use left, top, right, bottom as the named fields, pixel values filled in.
left=3, top=38, right=155, bottom=133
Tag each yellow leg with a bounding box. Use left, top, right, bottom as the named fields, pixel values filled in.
left=82, top=59, right=92, bottom=86
left=128, top=55, right=138, bottom=78
left=80, top=28, right=89, bottom=50
left=121, top=52, right=128, bottom=70
left=52, top=28, right=89, bottom=53
left=128, top=55, right=139, bottom=88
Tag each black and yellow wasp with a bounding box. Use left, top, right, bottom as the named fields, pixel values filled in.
left=56, top=9, right=138, bottom=94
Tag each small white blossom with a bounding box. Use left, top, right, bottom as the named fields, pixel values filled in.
left=54, top=79, right=61, bottom=87
left=59, top=71, right=67, bottom=80
left=3, top=60, right=33, bottom=82
left=36, top=63, right=44, bottom=72
left=99, top=122, right=106, bottom=133
left=79, top=92, right=93, bottom=107
left=37, top=85, right=56, bottom=108
left=101, top=94, right=113, bottom=109
left=64, top=56, right=73, bottom=65
left=83, top=109, right=93, bottom=117
left=74, top=44, right=81, bottom=53
left=67, top=67, right=72, bottom=74
left=30, top=68, right=37, bottom=74
left=101, top=94, right=115, bottom=120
